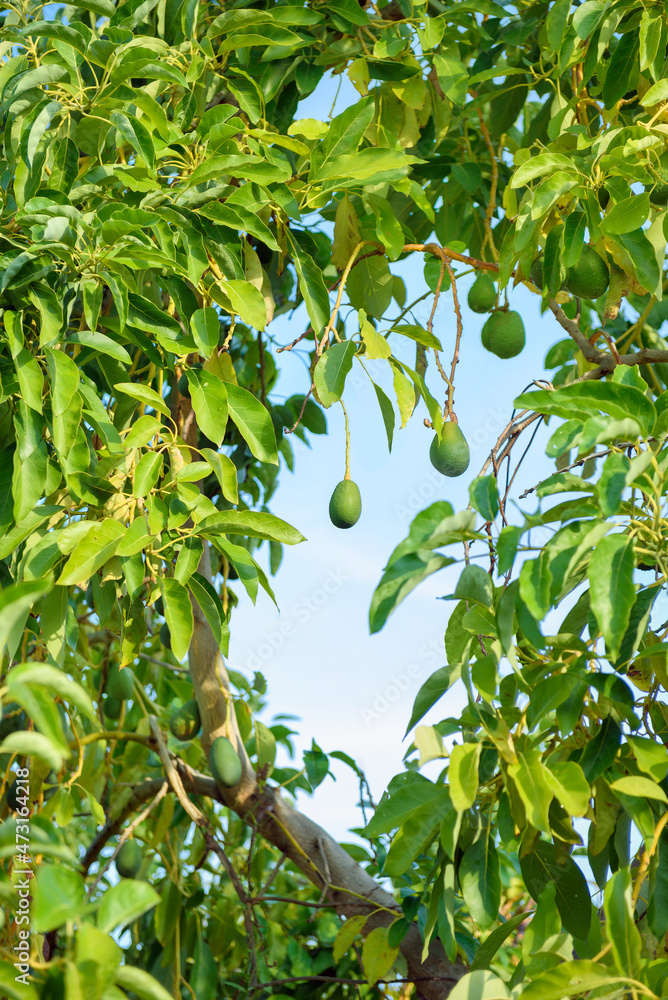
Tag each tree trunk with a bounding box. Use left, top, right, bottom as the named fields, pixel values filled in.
left=187, top=545, right=466, bottom=998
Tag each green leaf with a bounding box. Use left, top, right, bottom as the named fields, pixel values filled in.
left=361, top=927, right=399, bottom=987
left=609, top=775, right=668, bottom=802
left=347, top=255, right=393, bottom=319
left=286, top=233, right=331, bottom=336
left=370, top=380, right=394, bottom=452
left=98, top=880, right=161, bottom=934
left=67, top=330, right=132, bottom=364
left=114, top=382, right=171, bottom=418
left=58, top=520, right=125, bottom=586
left=588, top=534, right=635, bottom=661
left=221, top=279, right=268, bottom=331
left=544, top=761, right=591, bottom=817
left=392, top=323, right=442, bottom=350
left=314, top=341, right=356, bottom=408
left=405, top=664, right=461, bottom=735
left=0, top=962, right=39, bottom=1000
left=613, top=228, right=662, bottom=294
left=133, top=452, right=163, bottom=498
left=546, top=0, right=570, bottom=53
left=459, top=836, right=501, bottom=932
left=201, top=448, right=238, bottom=504
left=199, top=510, right=305, bottom=545
left=447, top=971, right=511, bottom=1000
left=0, top=730, right=65, bottom=770
left=188, top=572, right=225, bottom=648
left=32, top=865, right=85, bottom=932
left=603, top=868, right=642, bottom=977
left=111, top=112, right=156, bottom=171
left=363, top=776, right=446, bottom=837
left=8, top=663, right=95, bottom=720
left=602, top=32, right=639, bottom=108
left=469, top=910, right=534, bottom=971
left=320, top=96, right=374, bottom=163
left=187, top=369, right=228, bottom=446
left=519, top=840, right=591, bottom=940
left=384, top=793, right=453, bottom=875
left=369, top=552, right=455, bottom=634
left=469, top=476, right=499, bottom=522
left=162, top=578, right=194, bottom=661
left=190, top=307, right=219, bottom=357
left=454, top=564, right=493, bottom=607
left=226, top=383, right=278, bottom=464
left=449, top=741, right=482, bottom=811
left=114, top=966, right=174, bottom=1000
left=15, top=348, right=43, bottom=412
left=0, top=578, right=51, bottom=654
left=600, top=194, right=650, bottom=235
left=360, top=317, right=391, bottom=359
left=598, top=452, right=630, bottom=516
left=333, top=914, right=367, bottom=964
left=508, top=751, right=553, bottom=831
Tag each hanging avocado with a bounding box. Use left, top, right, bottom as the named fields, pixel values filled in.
left=329, top=479, right=362, bottom=529
left=210, top=736, right=243, bottom=789
left=429, top=423, right=470, bottom=478
left=169, top=699, right=201, bottom=741
left=115, top=840, right=142, bottom=879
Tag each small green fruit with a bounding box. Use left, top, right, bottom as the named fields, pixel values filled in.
left=481, top=310, right=525, bottom=359
left=107, top=665, right=134, bottom=701
left=429, top=423, right=470, bottom=478
left=467, top=273, right=497, bottom=313
left=647, top=181, right=668, bottom=206
left=210, top=736, right=243, bottom=789
left=103, top=696, right=122, bottom=720
left=116, top=840, right=142, bottom=879
left=159, top=623, right=171, bottom=649
left=169, top=699, right=201, bottom=741
left=0, top=702, right=27, bottom=742
left=565, top=246, right=609, bottom=299
left=329, top=479, right=362, bottom=529
left=530, top=253, right=544, bottom=290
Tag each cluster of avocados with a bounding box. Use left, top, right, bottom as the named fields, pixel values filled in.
left=468, top=272, right=526, bottom=361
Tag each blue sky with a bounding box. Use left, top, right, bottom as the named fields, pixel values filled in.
left=227, top=73, right=566, bottom=838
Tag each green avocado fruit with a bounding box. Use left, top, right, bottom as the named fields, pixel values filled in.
left=648, top=181, right=668, bottom=205
left=467, top=273, right=497, bottom=313
left=107, top=665, right=134, bottom=701
left=530, top=253, right=545, bottom=290
left=564, top=246, right=609, bottom=299
left=103, top=696, right=123, bottom=720
left=210, top=736, right=243, bottom=789
left=0, top=702, right=27, bottom=742
left=169, top=699, right=201, bottom=741
left=429, top=423, right=470, bottom=478
left=116, top=840, right=142, bottom=879
left=329, top=479, right=362, bottom=529
left=481, top=310, right=526, bottom=359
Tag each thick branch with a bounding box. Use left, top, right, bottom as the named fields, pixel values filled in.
left=549, top=299, right=668, bottom=379
left=188, top=547, right=466, bottom=998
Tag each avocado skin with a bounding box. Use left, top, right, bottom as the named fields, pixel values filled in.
left=169, top=699, right=201, bottom=741
left=0, top=703, right=27, bottom=742
left=210, top=736, right=243, bottom=789
left=564, top=246, right=609, bottom=299
left=103, top=696, right=123, bottom=720
left=159, top=623, right=171, bottom=649
left=107, top=666, right=134, bottom=700
left=116, top=840, right=142, bottom=879
left=429, top=424, right=470, bottom=478
left=467, top=273, right=497, bottom=313
left=329, top=479, right=362, bottom=529
left=481, top=310, right=525, bottom=359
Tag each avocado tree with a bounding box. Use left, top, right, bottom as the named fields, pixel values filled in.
left=1, top=0, right=668, bottom=997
